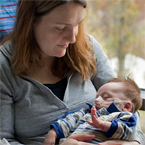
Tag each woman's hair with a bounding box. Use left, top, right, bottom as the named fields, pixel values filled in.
left=1, top=0, right=96, bottom=81
left=108, top=76, right=142, bottom=113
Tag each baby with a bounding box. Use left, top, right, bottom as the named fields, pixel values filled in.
left=43, top=77, right=142, bottom=145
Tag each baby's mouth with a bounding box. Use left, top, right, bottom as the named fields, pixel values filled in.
left=95, top=106, right=101, bottom=110
left=95, top=104, right=109, bottom=110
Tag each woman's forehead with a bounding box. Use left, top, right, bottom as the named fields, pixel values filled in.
left=40, top=2, right=85, bottom=25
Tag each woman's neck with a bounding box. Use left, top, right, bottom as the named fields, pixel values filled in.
left=26, top=56, right=64, bottom=84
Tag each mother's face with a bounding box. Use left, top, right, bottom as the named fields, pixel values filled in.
left=34, top=2, right=85, bottom=59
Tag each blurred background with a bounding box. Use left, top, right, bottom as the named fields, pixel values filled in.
left=85, top=0, right=145, bottom=133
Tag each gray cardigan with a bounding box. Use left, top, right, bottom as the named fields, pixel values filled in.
left=0, top=35, right=144, bottom=145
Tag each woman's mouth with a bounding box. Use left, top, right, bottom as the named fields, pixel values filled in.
left=57, top=44, right=69, bottom=49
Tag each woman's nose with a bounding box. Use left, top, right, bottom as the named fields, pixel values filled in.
left=65, top=26, right=78, bottom=44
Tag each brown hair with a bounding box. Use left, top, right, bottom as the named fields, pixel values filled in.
left=1, top=0, right=96, bottom=81
left=108, top=76, right=142, bottom=113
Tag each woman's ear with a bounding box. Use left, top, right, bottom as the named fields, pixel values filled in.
left=122, top=101, right=132, bottom=112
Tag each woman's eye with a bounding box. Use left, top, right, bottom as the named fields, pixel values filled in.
left=56, top=27, right=65, bottom=32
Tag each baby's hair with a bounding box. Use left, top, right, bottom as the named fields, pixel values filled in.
left=108, top=76, right=142, bottom=113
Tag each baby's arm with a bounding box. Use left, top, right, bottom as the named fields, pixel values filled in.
left=88, top=106, right=111, bottom=132
left=42, top=128, right=57, bottom=145
left=88, top=106, right=137, bottom=140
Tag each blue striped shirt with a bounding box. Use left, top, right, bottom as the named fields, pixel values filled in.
left=51, top=103, right=137, bottom=144
left=0, top=0, right=17, bottom=41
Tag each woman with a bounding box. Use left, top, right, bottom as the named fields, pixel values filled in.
left=0, top=0, right=144, bottom=145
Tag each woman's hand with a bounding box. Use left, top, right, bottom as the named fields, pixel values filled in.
left=60, top=134, right=95, bottom=145
left=42, top=128, right=57, bottom=145
left=60, top=134, right=140, bottom=145
left=98, top=140, right=140, bottom=145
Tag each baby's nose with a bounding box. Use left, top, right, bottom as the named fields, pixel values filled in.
left=95, top=96, right=104, bottom=104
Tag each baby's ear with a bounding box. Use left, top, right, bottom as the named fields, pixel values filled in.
left=122, top=101, right=132, bottom=112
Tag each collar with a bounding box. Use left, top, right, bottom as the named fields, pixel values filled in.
left=107, top=102, right=121, bottom=113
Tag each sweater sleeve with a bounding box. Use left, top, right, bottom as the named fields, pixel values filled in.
left=89, top=35, right=115, bottom=90
left=105, top=112, right=137, bottom=140
left=50, top=108, right=86, bottom=138
left=0, top=44, right=24, bottom=145
left=134, top=111, right=145, bottom=145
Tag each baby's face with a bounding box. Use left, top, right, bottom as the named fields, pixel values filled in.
left=95, top=82, right=128, bottom=110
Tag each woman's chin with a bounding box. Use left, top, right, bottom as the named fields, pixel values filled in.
left=55, top=50, right=66, bottom=58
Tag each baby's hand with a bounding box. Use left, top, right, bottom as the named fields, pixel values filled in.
left=42, top=128, right=57, bottom=145
left=88, top=106, right=111, bottom=132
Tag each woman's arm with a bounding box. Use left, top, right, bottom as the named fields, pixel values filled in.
left=0, top=46, right=23, bottom=145
left=89, top=35, right=116, bottom=89
left=134, top=111, right=145, bottom=144
left=98, top=140, right=140, bottom=145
